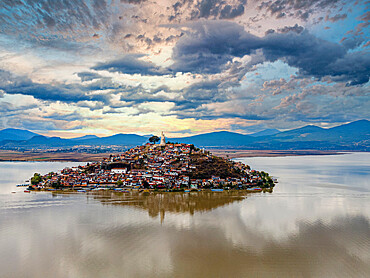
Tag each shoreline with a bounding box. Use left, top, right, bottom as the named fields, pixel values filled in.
left=22, top=187, right=273, bottom=194
left=210, top=149, right=347, bottom=159
left=0, top=149, right=353, bottom=162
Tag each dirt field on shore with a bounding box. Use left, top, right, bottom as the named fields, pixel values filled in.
left=0, top=150, right=110, bottom=162
left=0, top=149, right=343, bottom=162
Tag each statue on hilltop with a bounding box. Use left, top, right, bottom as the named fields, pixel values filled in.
left=159, top=131, right=166, bottom=146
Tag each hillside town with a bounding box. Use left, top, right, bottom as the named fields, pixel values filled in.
left=27, top=133, right=275, bottom=192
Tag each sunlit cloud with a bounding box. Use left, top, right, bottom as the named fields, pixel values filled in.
left=0, top=0, right=368, bottom=135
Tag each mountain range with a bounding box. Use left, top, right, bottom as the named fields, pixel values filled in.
left=0, top=120, right=369, bottom=151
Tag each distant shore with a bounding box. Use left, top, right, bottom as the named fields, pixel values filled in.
left=0, top=149, right=348, bottom=162
left=210, top=149, right=346, bottom=159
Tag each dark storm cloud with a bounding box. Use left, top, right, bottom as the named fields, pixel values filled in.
left=265, top=24, right=304, bottom=35
left=92, top=54, right=170, bottom=75
left=170, top=21, right=259, bottom=73
left=0, top=0, right=109, bottom=34
left=219, top=4, right=245, bottom=19
left=77, top=72, right=103, bottom=82
left=171, top=21, right=369, bottom=85
left=181, top=80, right=227, bottom=102
left=169, top=0, right=246, bottom=21
left=191, top=0, right=246, bottom=19
left=328, top=51, right=370, bottom=86
left=258, top=0, right=342, bottom=20
left=0, top=70, right=110, bottom=104
left=278, top=24, right=304, bottom=34
left=0, top=0, right=128, bottom=52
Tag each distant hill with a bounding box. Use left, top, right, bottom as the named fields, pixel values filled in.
left=268, top=120, right=370, bottom=143
left=250, top=120, right=370, bottom=150
left=171, top=131, right=255, bottom=147
left=0, top=133, right=148, bottom=148
left=0, top=128, right=39, bottom=141
left=249, top=129, right=280, bottom=137
left=0, top=120, right=369, bottom=150
left=169, top=120, right=369, bottom=150
left=24, top=135, right=73, bottom=147
left=73, top=135, right=99, bottom=140
left=267, top=125, right=325, bottom=142
left=324, top=120, right=370, bottom=142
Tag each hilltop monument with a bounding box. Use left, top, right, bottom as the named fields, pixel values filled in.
left=159, top=131, right=166, bottom=146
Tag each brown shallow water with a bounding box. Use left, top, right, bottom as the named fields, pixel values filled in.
left=0, top=153, right=369, bottom=277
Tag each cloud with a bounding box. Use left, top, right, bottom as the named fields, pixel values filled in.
left=0, top=0, right=368, bottom=133
left=258, top=0, right=342, bottom=20
left=170, top=21, right=259, bottom=73
left=0, top=0, right=109, bottom=36
left=325, top=13, right=348, bottom=22
left=167, top=0, right=246, bottom=22
left=170, top=21, right=369, bottom=85
left=277, top=24, right=305, bottom=34
left=219, top=4, right=245, bottom=19
left=0, top=70, right=110, bottom=103
left=77, top=72, right=103, bottom=82
left=327, top=51, right=370, bottom=86
left=92, top=54, right=169, bottom=75
left=0, top=0, right=133, bottom=56
left=120, top=0, right=147, bottom=4
left=191, top=0, right=246, bottom=20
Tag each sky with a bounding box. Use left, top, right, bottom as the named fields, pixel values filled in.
left=0, top=0, right=369, bottom=138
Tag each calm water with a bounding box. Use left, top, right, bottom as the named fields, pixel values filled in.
left=0, top=153, right=369, bottom=278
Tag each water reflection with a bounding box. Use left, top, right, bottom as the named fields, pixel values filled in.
left=1, top=203, right=369, bottom=277
left=0, top=153, right=369, bottom=277
left=88, top=191, right=247, bottom=221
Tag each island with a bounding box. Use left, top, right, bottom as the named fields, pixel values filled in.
left=26, top=136, right=276, bottom=193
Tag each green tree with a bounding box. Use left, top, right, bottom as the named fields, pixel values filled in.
left=142, top=180, right=150, bottom=189
left=31, top=173, right=42, bottom=185
left=51, top=179, right=62, bottom=189
left=116, top=180, right=123, bottom=187
left=149, top=136, right=160, bottom=144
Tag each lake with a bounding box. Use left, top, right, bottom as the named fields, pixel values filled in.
left=0, top=153, right=369, bottom=277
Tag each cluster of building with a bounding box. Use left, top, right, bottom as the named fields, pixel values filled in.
left=33, top=139, right=271, bottom=191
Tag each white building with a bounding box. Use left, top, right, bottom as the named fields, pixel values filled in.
left=111, top=168, right=127, bottom=174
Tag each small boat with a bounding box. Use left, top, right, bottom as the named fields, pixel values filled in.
left=24, top=190, right=30, bottom=193
left=77, top=189, right=86, bottom=193
left=211, top=188, right=224, bottom=192
left=16, top=183, right=30, bottom=187
left=184, top=189, right=190, bottom=192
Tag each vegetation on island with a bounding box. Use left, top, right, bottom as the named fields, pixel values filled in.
left=149, top=136, right=160, bottom=144
left=31, top=173, right=42, bottom=185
